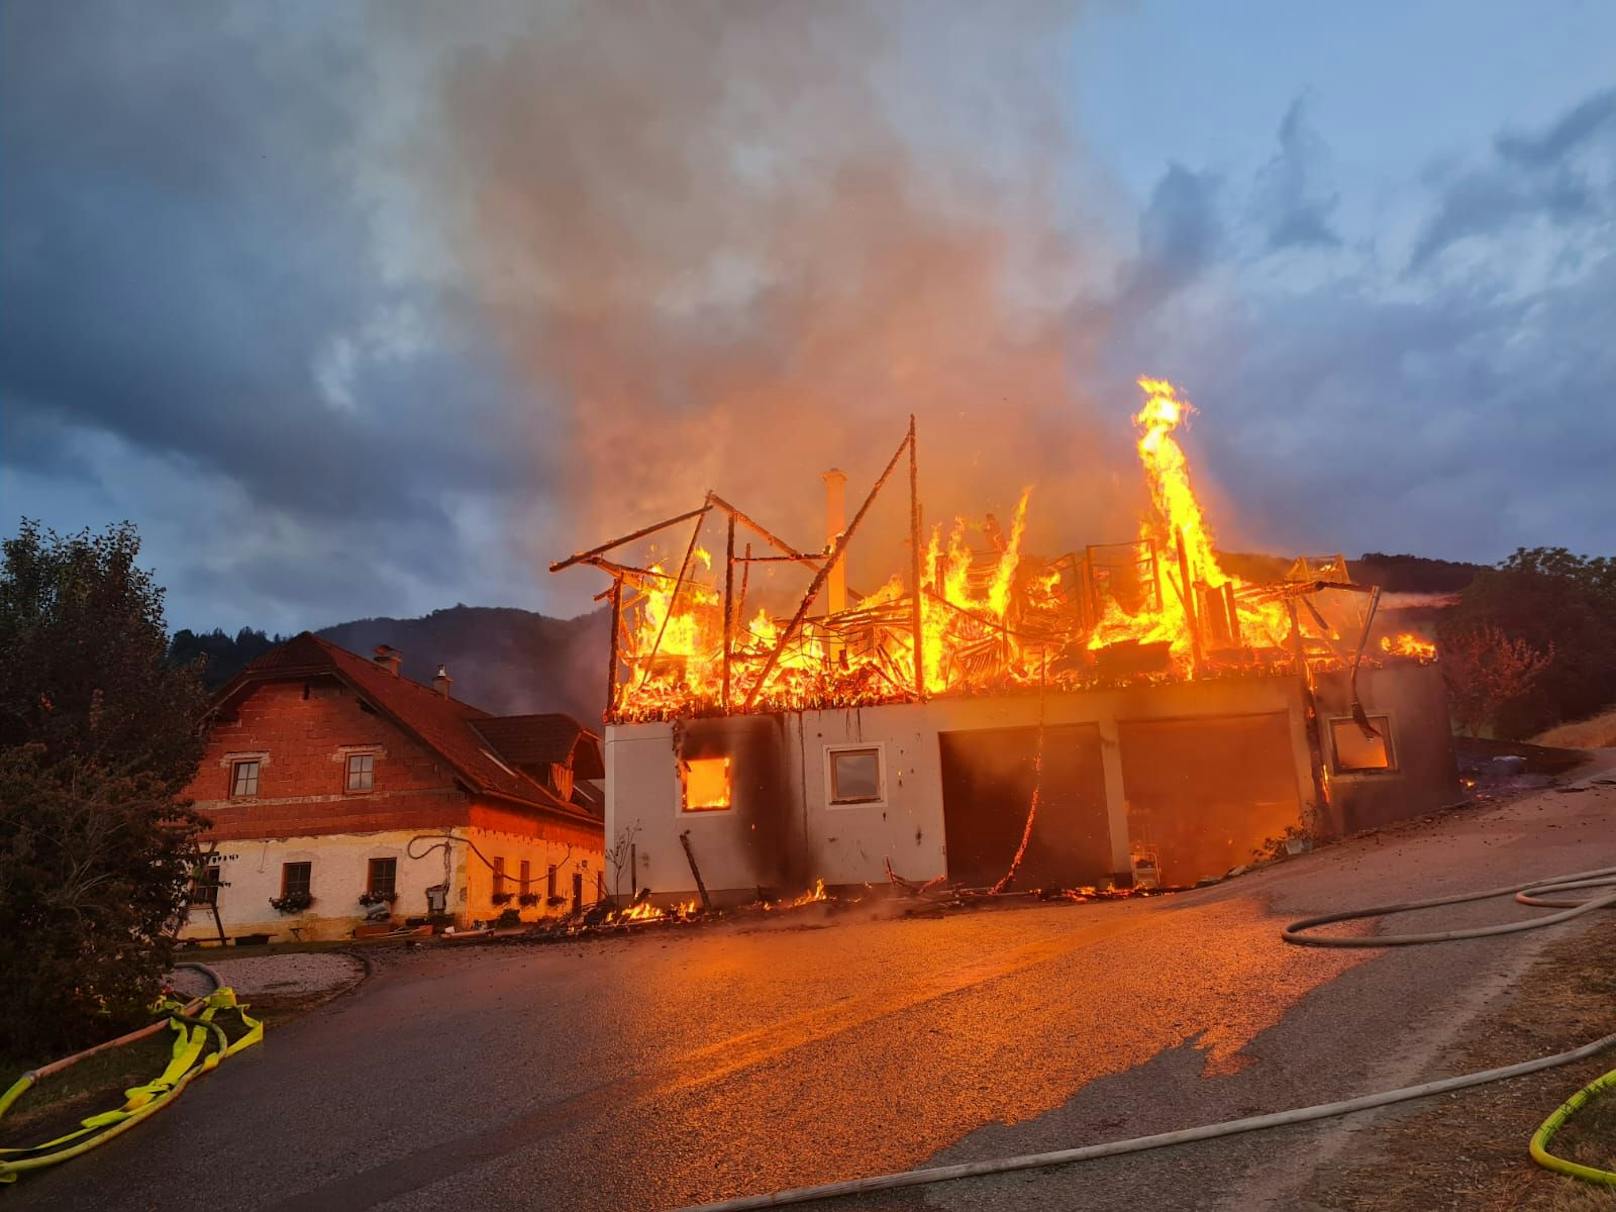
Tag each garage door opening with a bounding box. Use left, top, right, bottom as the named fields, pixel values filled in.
left=1118, top=713, right=1302, bottom=886
left=939, top=723, right=1111, bottom=889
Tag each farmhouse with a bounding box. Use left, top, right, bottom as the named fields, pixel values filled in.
left=180, top=633, right=604, bottom=942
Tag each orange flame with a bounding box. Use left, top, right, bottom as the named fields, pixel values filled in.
left=601, top=377, right=1356, bottom=721
left=1380, top=632, right=1437, bottom=661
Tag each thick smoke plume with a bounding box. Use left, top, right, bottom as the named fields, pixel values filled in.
left=422, top=1, right=1135, bottom=605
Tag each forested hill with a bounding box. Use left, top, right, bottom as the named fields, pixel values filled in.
left=170, top=605, right=611, bottom=725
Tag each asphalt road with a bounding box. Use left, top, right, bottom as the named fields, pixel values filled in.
left=16, top=764, right=1616, bottom=1212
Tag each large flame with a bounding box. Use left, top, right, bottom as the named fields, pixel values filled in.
left=601, top=377, right=1387, bottom=722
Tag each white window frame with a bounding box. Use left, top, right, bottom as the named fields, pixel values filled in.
left=345, top=750, right=376, bottom=793
left=823, top=742, right=887, bottom=809
left=1328, top=713, right=1399, bottom=776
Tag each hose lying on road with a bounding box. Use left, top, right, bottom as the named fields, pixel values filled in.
left=0, top=987, right=262, bottom=1185
left=675, top=863, right=1616, bottom=1211
left=1281, top=865, right=1616, bottom=947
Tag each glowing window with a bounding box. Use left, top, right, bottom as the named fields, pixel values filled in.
left=682, top=756, right=731, bottom=812
left=828, top=747, right=883, bottom=804
left=1331, top=716, right=1395, bottom=772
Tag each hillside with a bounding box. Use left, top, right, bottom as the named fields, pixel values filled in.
left=319, top=606, right=611, bottom=725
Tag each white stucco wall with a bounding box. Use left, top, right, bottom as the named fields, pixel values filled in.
left=181, top=826, right=602, bottom=942
left=606, top=675, right=1315, bottom=900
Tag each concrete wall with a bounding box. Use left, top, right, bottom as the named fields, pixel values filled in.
left=607, top=674, right=1317, bottom=899
left=1313, top=662, right=1459, bottom=832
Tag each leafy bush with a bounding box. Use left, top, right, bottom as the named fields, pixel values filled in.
left=1, top=521, right=208, bottom=1060
left=1441, top=547, right=1616, bottom=737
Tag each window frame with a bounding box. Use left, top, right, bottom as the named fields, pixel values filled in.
left=281, top=861, right=312, bottom=899
left=492, top=855, right=507, bottom=896
left=367, top=857, right=397, bottom=898
left=345, top=751, right=376, bottom=794
left=823, top=742, right=888, bottom=808
left=229, top=758, right=261, bottom=799
left=189, top=864, right=222, bottom=907
left=679, top=754, right=734, bottom=814
left=1328, top=713, right=1399, bottom=775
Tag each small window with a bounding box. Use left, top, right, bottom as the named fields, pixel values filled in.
left=346, top=752, right=375, bottom=792
left=682, top=756, right=731, bottom=812
left=1331, top=716, right=1395, bottom=772
left=230, top=759, right=260, bottom=798
left=189, top=865, right=222, bottom=907
left=367, top=857, right=396, bottom=898
left=547, top=864, right=558, bottom=899
left=493, top=856, right=507, bottom=895
left=828, top=747, right=883, bottom=804
left=519, top=859, right=532, bottom=894
left=282, top=862, right=312, bottom=898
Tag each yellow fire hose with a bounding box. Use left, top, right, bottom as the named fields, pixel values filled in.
left=0, top=987, right=263, bottom=1184
left=1530, top=1067, right=1616, bottom=1186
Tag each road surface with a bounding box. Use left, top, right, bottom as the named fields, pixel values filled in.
left=15, top=765, right=1616, bottom=1211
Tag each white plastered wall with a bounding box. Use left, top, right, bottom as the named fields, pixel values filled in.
left=606, top=675, right=1315, bottom=899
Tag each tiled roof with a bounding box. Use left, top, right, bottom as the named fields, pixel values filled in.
left=469, top=714, right=604, bottom=779
left=220, top=633, right=595, bottom=825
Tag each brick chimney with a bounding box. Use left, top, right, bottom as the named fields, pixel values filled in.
left=432, top=664, right=453, bottom=698
left=372, top=645, right=403, bottom=677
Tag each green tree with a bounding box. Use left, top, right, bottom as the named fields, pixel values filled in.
left=1441, top=546, right=1616, bottom=737
left=0, top=521, right=209, bottom=1059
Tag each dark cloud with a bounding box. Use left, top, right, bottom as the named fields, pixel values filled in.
left=3, top=4, right=1612, bottom=636
left=0, top=2, right=539, bottom=628
left=1409, top=85, right=1616, bottom=269
left=1253, top=97, right=1341, bottom=251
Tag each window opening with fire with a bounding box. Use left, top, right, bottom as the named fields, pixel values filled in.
left=1330, top=716, right=1396, bottom=772
left=681, top=756, right=731, bottom=812
left=827, top=746, right=883, bottom=805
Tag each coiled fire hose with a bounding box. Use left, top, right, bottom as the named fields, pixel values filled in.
left=0, top=980, right=263, bottom=1184
left=675, top=864, right=1616, bottom=1211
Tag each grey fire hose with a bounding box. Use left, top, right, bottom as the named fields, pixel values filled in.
left=671, top=864, right=1616, bottom=1212
left=1283, top=865, right=1616, bottom=946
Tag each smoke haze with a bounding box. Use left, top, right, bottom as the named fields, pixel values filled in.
left=419, top=1, right=1135, bottom=598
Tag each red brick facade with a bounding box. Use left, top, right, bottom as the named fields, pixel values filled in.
left=187, top=637, right=603, bottom=851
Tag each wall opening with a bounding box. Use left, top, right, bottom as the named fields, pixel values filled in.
left=1117, top=712, right=1301, bottom=886
left=1330, top=715, right=1395, bottom=772
left=681, top=755, right=732, bottom=811
left=938, top=723, right=1110, bottom=889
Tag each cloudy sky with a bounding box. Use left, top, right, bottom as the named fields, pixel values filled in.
left=3, top=1, right=1614, bottom=634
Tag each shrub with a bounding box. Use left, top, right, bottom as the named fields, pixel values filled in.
left=0, top=522, right=208, bottom=1061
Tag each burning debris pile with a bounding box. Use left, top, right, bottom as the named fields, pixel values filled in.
left=552, top=379, right=1438, bottom=724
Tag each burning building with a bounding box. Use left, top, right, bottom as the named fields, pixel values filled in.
left=552, top=380, right=1458, bottom=901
